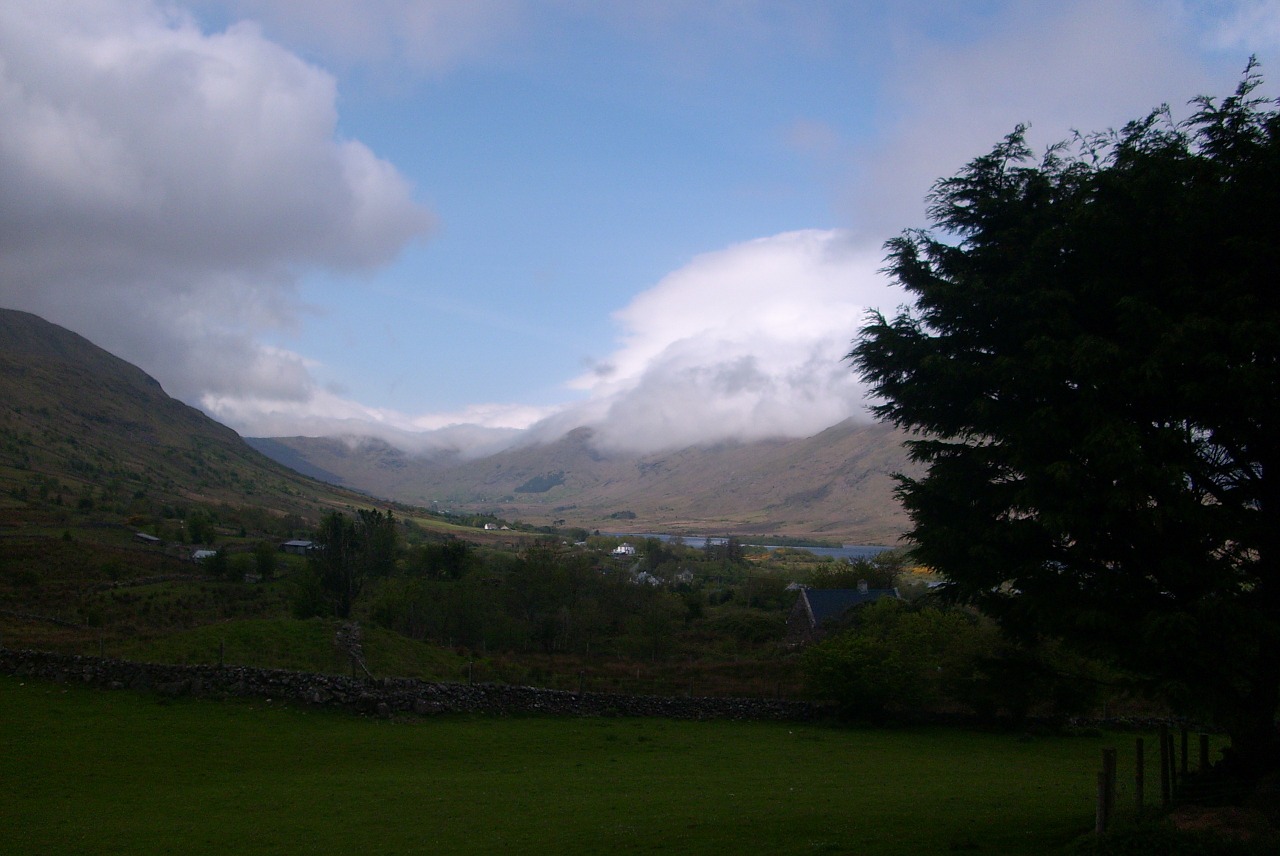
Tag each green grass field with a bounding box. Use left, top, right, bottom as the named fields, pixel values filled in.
left=2, top=675, right=1138, bottom=855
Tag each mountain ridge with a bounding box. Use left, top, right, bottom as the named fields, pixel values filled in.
left=253, top=418, right=916, bottom=544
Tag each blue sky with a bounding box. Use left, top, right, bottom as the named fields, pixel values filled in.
left=1, top=1, right=1276, bottom=454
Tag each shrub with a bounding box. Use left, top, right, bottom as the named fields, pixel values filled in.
left=802, top=599, right=992, bottom=719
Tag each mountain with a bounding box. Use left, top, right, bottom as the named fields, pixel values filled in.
left=0, top=307, right=350, bottom=521
left=0, top=306, right=914, bottom=543
left=253, top=419, right=918, bottom=544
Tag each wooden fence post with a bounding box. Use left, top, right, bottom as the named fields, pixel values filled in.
left=1135, top=737, right=1145, bottom=811
left=1096, top=770, right=1109, bottom=835
left=1160, top=724, right=1172, bottom=807
left=1104, top=748, right=1117, bottom=823
left=1096, top=748, right=1117, bottom=835
left=1199, top=733, right=1210, bottom=772
left=1180, top=727, right=1189, bottom=777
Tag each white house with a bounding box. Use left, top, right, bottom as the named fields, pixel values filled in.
left=612, top=543, right=636, bottom=556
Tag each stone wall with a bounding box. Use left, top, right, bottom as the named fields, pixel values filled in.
left=0, top=648, right=823, bottom=722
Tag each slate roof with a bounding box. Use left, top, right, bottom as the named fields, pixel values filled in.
left=799, top=587, right=898, bottom=627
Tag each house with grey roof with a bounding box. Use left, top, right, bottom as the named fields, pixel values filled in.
left=786, top=581, right=899, bottom=644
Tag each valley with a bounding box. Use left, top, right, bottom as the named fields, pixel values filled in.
left=0, top=308, right=908, bottom=700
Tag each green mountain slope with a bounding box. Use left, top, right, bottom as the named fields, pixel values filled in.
left=0, top=307, right=349, bottom=521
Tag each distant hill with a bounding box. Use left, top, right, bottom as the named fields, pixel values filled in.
left=255, top=419, right=918, bottom=545
left=0, top=307, right=353, bottom=522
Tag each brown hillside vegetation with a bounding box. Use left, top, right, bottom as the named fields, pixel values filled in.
left=255, top=419, right=916, bottom=544
left=0, top=307, right=356, bottom=521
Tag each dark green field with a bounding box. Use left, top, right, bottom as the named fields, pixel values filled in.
left=3, top=675, right=1141, bottom=855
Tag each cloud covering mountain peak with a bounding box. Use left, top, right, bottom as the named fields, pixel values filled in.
left=541, top=229, right=885, bottom=453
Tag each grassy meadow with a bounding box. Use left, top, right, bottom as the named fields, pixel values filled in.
left=3, top=675, right=1140, bottom=856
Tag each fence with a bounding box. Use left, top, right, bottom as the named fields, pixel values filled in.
left=1095, top=725, right=1238, bottom=835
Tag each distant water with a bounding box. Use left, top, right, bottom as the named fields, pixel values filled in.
left=797, top=544, right=893, bottom=561
left=611, top=533, right=893, bottom=562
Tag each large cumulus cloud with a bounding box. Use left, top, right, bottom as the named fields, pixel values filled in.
left=525, top=229, right=888, bottom=454
left=0, top=2, right=431, bottom=409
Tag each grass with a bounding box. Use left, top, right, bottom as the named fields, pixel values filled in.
left=115, top=616, right=470, bottom=680
left=3, top=675, right=1128, bottom=855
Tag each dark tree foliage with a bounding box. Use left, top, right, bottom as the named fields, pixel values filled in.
left=809, top=549, right=910, bottom=590
left=407, top=539, right=476, bottom=581
left=253, top=540, right=276, bottom=581
left=702, top=536, right=745, bottom=564
left=306, top=508, right=398, bottom=618
left=205, top=547, right=230, bottom=580
left=851, top=64, right=1280, bottom=771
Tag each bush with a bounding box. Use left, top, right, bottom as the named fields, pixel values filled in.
left=204, top=548, right=229, bottom=580
left=705, top=609, right=784, bottom=646
left=291, top=566, right=328, bottom=619
left=802, top=599, right=992, bottom=719
left=229, top=552, right=255, bottom=580
left=254, top=541, right=276, bottom=581
left=803, top=598, right=1113, bottom=721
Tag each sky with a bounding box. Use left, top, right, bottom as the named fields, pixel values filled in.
left=1, top=1, right=1276, bottom=456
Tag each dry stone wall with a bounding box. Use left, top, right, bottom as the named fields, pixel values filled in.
left=0, top=648, right=822, bottom=722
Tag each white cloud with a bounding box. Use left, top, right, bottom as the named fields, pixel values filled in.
left=0, top=1, right=431, bottom=410
left=219, top=229, right=893, bottom=459
left=530, top=229, right=893, bottom=454
left=210, top=0, right=524, bottom=75
left=204, top=387, right=543, bottom=457
left=1209, top=0, right=1280, bottom=52
left=839, top=0, right=1227, bottom=239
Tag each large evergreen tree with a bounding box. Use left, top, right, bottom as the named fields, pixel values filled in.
left=852, top=64, right=1279, bottom=773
